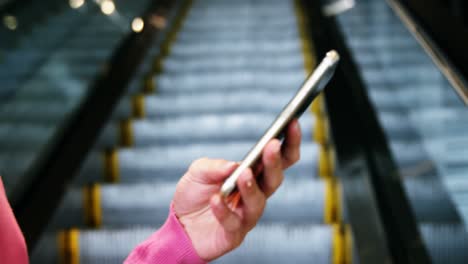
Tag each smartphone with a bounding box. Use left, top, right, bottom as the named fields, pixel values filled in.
left=220, top=50, right=340, bottom=205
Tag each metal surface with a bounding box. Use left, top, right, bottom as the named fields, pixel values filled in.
left=32, top=0, right=337, bottom=262
left=302, top=1, right=392, bottom=263
left=340, top=160, right=393, bottom=263
left=302, top=0, right=432, bottom=263
left=386, top=0, right=468, bottom=105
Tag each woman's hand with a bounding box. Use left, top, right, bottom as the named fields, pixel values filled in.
left=173, top=120, right=302, bottom=261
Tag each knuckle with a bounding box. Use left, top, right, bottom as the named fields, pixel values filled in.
left=277, top=173, right=285, bottom=184
left=258, top=196, right=267, bottom=211
left=286, top=151, right=300, bottom=164
left=265, top=173, right=283, bottom=196
left=246, top=221, right=258, bottom=232
left=233, top=234, right=244, bottom=248
left=229, top=217, right=242, bottom=233
left=253, top=190, right=266, bottom=206
left=297, top=126, right=302, bottom=138
left=247, top=192, right=265, bottom=214
left=293, top=151, right=300, bottom=162
left=273, top=174, right=284, bottom=190
left=189, top=157, right=209, bottom=170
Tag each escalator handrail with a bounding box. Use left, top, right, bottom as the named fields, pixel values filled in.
left=11, top=0, right=175, bottom=252
left=301, top=0, right=432, bottom=263
left=387, top=0, right=468, bottom=105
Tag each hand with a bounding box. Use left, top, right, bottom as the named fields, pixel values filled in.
left=173, top=120, right=302, bottom=261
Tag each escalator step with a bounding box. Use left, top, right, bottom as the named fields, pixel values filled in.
left=139, top=91, right=316, bottom=117
left=32, top=224, right=335, bottom=264
left=50, top=178, right=331, bottom=229
left=77, top=142, right=321, bottom=184
left=126, top=113, right=314, bottom=146
left=153, top=71, right=305, bottom=93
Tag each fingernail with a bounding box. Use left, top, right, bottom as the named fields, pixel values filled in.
left=294, top=120, right=300, bottom=131
left=246, top=180, right=253, bottom=188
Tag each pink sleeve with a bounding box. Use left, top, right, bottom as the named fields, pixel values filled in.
left=125, top=203, right=206, bottom=264
left=0, top=177, right=28, bottom=264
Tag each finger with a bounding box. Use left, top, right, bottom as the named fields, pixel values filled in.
left=238, top=168, right=266, bottom=230
left=188, top=158, right=238, bottom=184
left=210, top=194, right=243, bottom=232
left=262, top=139, right=284, bottom=197
left=281, top=119, right=301, bottom=169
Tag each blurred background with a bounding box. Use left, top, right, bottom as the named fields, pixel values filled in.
left=1, top=0, right=468, bottom=263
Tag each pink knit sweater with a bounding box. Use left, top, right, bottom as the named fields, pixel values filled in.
left=125, top=204, right=206, bottom=264
left=0, top=177, right=205, bottom=264
left=0, top=178, right=28, bottom=264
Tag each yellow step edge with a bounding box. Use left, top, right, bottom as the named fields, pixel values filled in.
left=180, top=0, right=194, bottom=18
left=103, top=150, right=119, bottom=183
left=143, top=74, right=155, bottom=93
left=158, top=0, right=193, bottom=58
left=165, top=29, right=177, bottom=44
left=294, top=0, right=306, bottom=26
left=324, top=177, right=341, bottom=224
left=301, top=39, right=313, bottom=50
left=301, top=39, right=316, bottom=71
left=324, top=178, right=334, bottom=224
left=69, top=229, right=79, bottom=264
left=329, top=147, right=336, bottom=175
left=91, top=184, right=102, bottom=228
left=318, top=145, right=335, bottom=178
left=58, top=229, right=80, bottom=264
left=143, top=0, right=193, bottom=93
left=302, top=43, right=313, bottom=56
left=304, top=57, right=315, bottom=72
left=336, top=181, right=343, bottom=223
left=132, top=94, right=145, bottom=118
left=160, top=42, right=172, bottom=57
left=304, top=59, right=315, bottom=69
left=173, top=15, right=184, bottom=28
left=344, top=225, right=353, bottom=264
left=141, top=0, right=191, bottom=91
left=119, top=119, right=134, bottom=147
left=333, top=225, right=346, bottom=264
left=83, top=184, right=102, bottom=228
left=159, top=24, right=177, bottom=58
left=57, top=230, right=67, bottom=264
left=314, top=115, right=329, bottom=145
left=294, top=0, right=317, bottom=73
left=311, top=94, right=325, bottom=115
left=152, top=58, right=163, bottom=74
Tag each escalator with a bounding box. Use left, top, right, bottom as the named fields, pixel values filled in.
left=0, top=0, right=151, bottom=199
left=30, top=0, right=345, bottom=263
left=334, top=1, right=468, bottom=262
left=1, top=0, right=468, bottom=263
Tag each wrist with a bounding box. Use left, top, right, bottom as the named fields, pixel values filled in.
left=175, top=202, right=228, bottom=262
left=173, top=204, right=211, bottom=262
left=125, top=203, right=205, bottom=264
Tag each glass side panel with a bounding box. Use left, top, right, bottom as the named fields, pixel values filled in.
left=337, top=0, right=468, bottom=262
left=0, top=0, right=150, bottom=199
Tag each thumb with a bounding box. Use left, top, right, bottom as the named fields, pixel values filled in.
left=188, top=158, right=238, bottom=184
